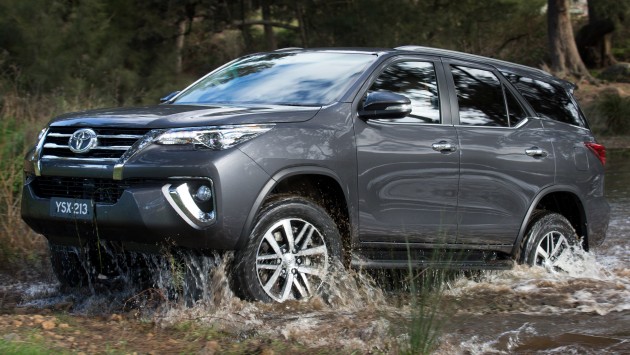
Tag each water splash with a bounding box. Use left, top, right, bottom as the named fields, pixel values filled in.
left=444, top=242, right=630, bottom=317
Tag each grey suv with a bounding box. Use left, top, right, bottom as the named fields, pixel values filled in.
left=22, top=46, right=609, bottom=302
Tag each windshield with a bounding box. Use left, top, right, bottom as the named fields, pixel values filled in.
left=173, top=52, right=377, bottom=106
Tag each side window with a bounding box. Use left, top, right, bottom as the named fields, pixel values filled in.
left=502, top=73, right=586, bottom=127
left=451, top=65, right=508, bottom=127
left=369, top=61, right=440, bottom=124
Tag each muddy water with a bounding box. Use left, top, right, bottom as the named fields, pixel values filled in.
left=5, top=151, right=630, bottom=353
left=435, top=150, right=630, bottom=354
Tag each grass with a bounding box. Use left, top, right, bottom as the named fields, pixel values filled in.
left=0, top=334, right=69, bottom=355
left=583, top=92, right=630, bottom=137
left=402, top=270, right=448, bottom=354
left=0, top=91, right=116, bottom=275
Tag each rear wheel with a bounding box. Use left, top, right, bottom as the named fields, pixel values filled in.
left=232, top=195, right=342, bottom=302
left=519, top=211, right=581, bottom=272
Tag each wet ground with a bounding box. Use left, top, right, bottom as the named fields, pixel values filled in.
left=0, top=150, right=628, bottom=354
left=435, top=149, right=630, bottom=354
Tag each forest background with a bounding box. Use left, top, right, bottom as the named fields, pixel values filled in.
left=1, top=0, right=630, bottom=272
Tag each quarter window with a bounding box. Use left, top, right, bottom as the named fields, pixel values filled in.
left=502, top=73, right=586, bottom=127
left=368, top=61, right=440, bottom=124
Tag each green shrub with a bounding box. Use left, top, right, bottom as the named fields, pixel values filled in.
left=592, top=93, right=630, bottom=135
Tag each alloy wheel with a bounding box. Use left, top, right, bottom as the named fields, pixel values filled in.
left=255, top=218, right=329, bottom=302
left=534, top=231, right=572, bottom=271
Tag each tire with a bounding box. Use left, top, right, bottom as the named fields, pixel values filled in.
left=519, top=211, right=581, bottom=271
left=232, top=195, right=342, bottom=302
left=49, top=243, right=91, bottom=288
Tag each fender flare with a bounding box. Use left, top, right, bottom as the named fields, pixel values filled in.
left=237, top=166, right=354, bottom=248
left=510, top=184, right=587, bottom=256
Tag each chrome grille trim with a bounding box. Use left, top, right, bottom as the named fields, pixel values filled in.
left=113, top=129, right=165, bottom=180
left=41, top=155, right=120, bottom=162
left=40, top=127, right=150, bottom=163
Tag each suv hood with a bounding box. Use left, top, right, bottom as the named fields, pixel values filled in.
left=49, top=104, right=321, bottom=128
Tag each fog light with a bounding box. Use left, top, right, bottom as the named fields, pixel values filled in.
left=195, top=185, right=212, bottom=202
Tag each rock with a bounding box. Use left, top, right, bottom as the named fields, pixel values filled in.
left=599, top=63, right=630, bottom=83
left=260, top=348, right=275, bottom=355
left=59, top=323, right=70, bottom=329
left=12, top=320, right=23, bottom=327
left=201, top=340, right=220, bottom=355
left=41, top=320, right=56, bottom=330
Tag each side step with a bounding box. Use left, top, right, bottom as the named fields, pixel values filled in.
left=350, top=249, right=515, bottom=270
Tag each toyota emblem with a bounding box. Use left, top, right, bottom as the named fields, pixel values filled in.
left=68, top=128, right=98, bottom=154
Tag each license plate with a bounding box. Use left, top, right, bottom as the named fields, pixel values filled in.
left=50, top=198, right=93, bottom=220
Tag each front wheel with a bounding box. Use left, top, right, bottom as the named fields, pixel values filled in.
left=232, top=195, right=342, bottom=302
left=49, top=243, right=91, bottom=288
left=519, top=211, right=581, bottom=272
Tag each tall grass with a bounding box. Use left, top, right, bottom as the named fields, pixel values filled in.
left=584, top=92, right=630, bottom=136
left=400, top=250, right=458, bottom=355
left=0, top=91, right=115, bottom=276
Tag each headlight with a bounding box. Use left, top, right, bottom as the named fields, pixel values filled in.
left=154, top=124, right=274, bottom=150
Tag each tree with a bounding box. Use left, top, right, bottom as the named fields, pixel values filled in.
left=547, top=0, right=592, bottom=79
left=576, top=0, right=629, bottom=68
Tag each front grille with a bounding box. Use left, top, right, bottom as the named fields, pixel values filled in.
left=31, top=176, right=161, bottom=204
left=41, top=127, right=150, bottom=162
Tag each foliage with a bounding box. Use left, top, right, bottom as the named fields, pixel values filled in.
left=402, top=269, right=449, bottom=354
left=594, top=93, right=630, bottom=135
left=0, top=335, right=69, bottom=355
left=0, top=0, right=554, bottom=107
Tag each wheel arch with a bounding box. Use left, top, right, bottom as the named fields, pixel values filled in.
left=238, top=166, right=354, bottom=253
left=512, top=185, right=588, bottom=256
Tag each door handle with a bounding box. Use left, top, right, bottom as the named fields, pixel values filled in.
left=525, top=147, right=547, bottom=157
left=432, top=141, right=457, bottom=152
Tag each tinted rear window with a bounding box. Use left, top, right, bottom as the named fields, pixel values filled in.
left=502, top=73, right=586, bottom=127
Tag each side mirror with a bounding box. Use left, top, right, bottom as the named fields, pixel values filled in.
left=358, top=91, right=412, bottom=119
left=160, top=91, right=181, bottom=103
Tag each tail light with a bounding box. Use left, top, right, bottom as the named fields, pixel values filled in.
left=584, top=142, right=606, bottom=166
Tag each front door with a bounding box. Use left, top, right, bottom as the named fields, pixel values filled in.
left=356, top=59, right=459, bottom=244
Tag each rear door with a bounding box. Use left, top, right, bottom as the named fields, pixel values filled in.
left=444, top=61, right=555, bottom=246
left=355, top=56, right=459, bottom=244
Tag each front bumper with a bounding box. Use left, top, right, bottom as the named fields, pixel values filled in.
left=21, top=147, right=271, bottom=251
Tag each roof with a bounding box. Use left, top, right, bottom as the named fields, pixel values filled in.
left=273, top=46, right=575, bottom=90
left=393, top=45, right=574, bottom=89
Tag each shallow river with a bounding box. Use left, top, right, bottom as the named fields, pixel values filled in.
left=435, top=150, right=630, bottom=354
left=7, top=151, right=630, bottom=354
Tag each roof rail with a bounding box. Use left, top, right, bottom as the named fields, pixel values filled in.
left=274, top=47, right=303, bottom=51
left=394, top=45, right=553, bottom=78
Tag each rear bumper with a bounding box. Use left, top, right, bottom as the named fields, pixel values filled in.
left=585, top=196, right=610, bottom=248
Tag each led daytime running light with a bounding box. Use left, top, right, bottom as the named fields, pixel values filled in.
left=155, top=124, right=273, bottom=150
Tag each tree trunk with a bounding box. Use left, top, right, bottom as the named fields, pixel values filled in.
left=295, top=0, right=308, bottom=47
left=240, top=0, right=254, bottom=52
left=261, top=0, right=276, bottom=50
left=175, top=19, right=187, bottom=74
left=576, top=0, right=617, bottom=68
left=547, top=0, right=592, bottom=79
